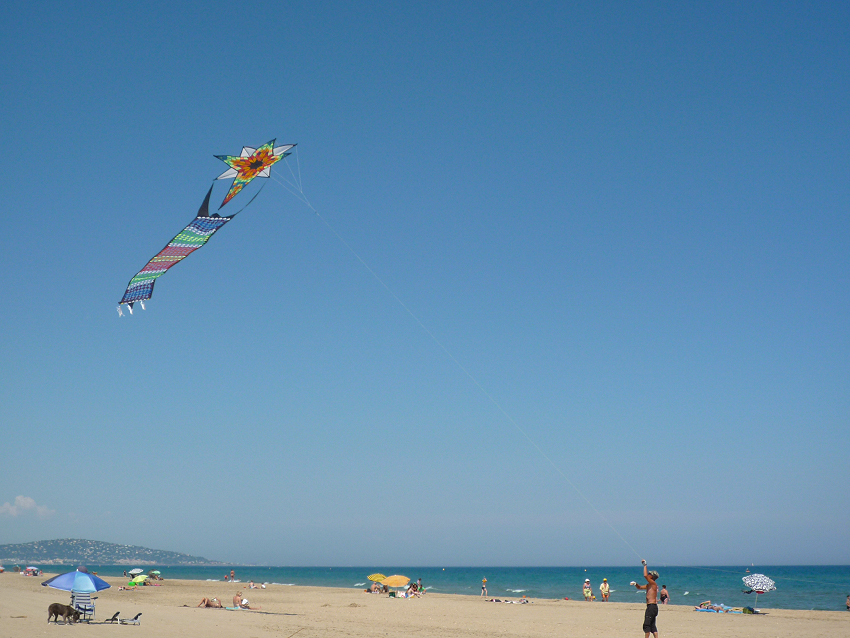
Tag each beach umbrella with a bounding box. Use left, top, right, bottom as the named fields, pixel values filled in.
left=381, top=575, right=410, bottom=588
left=150, top=570, right=161, bottom=575
left=130, top=574, right=148, bottom=584
left=367, top=573, right=386, bottom=583
left=742, top=573, right=776, bottom=607
left=128, top=568, right=144, bottom=575
left=42, top=569, right=111, bottom=593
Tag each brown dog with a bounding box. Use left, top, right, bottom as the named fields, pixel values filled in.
left=48, top=603, right=81, bottom=624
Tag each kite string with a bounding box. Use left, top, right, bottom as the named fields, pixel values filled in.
left=270, top=171, right=643, bottom=561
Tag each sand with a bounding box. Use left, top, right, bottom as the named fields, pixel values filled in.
left=2, top=571, right=848, bottom=637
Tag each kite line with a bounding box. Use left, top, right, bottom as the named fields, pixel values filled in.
left=271, top=155, right=643, bottom=562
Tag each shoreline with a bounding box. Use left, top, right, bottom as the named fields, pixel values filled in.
left=8, top=564, right=850, bottom=612
left=4, top=571, right=848, bottom=638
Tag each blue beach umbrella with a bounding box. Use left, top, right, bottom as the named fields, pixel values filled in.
left=42, top=569, right=111, bottom=593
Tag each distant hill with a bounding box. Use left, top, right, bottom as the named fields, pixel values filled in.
left=0, top=539, right=223, bottom=565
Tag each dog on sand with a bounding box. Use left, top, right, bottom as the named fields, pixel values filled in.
left=48, top=603, right=81, bottom=624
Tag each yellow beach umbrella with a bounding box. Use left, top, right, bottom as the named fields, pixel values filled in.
left=381, top=575, right=410, bottom=588
left=367, top=573, right=386, bottom=583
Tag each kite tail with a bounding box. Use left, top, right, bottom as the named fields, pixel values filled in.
left=117, top=306, right=123, bottom=317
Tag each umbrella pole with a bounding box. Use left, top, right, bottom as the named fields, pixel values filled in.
left=754, top=593, right=758, bottom=608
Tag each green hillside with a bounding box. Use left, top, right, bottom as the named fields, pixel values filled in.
left=0, top=539, right=222, bottom=565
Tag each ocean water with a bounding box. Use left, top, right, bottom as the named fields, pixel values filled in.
left=35, top=565, right=850, bottom=611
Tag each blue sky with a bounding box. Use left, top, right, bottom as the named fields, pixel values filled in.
left=1, top=1, right=848, bottom=566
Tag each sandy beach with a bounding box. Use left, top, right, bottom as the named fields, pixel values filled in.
left=2, top=572, right=848, bottom=638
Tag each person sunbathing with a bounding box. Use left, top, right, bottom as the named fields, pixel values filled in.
left=233, top=592, right=261, bottom=610
left=198, top=597, right=222, bottom=608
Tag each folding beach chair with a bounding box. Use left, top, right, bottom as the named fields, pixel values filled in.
left=71, top=591, right=95, bottom=621
left=105, top=611, right=120, bottom=623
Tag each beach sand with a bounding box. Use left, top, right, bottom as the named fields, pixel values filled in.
left=2, top=571, right=848, bottom=637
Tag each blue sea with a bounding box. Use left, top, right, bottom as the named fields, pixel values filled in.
left=37, top=565, right=850, bottom=612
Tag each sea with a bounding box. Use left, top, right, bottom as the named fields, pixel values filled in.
left=28, top=565, right=850, bottom=612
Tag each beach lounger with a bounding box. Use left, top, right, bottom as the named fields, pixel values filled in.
left=71, top=592, right=95, bottom=621
left=120, top=613, right=142, bottom=625
left=105, top=611, right=120, bottom=623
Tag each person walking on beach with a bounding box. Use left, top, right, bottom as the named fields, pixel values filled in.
left=660, top=585, right=669, bottom=604
left=632, top=560, right=660, bottom=638
left=600, top=578, right=610, bottom=601
left=846, top=594, right=849, bottom=611
left=583, top=579, right=593, bottom=601
left=481, top=578, right=487, bottom=597
left=230, top=569, right=235, bottom=582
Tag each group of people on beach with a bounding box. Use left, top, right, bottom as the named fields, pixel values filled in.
left=365, top=578, right=426, bottom=596
left=582, top=578, right=611, bottom=601
left=197, top=590, right=261, bottom=610
left=580, top=575, right=668, bottom=606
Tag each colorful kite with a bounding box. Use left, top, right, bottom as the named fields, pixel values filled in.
left=215, top=139, right=295, bottom=208
left=118, top=187, right=236, bottom=315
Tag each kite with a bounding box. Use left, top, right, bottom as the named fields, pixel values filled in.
left=117, top=187, right=236, bottom=315
left=215, top=139, right=295, bottom=208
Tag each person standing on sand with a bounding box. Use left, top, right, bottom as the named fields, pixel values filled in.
left=481, top=578, right=487, bottom=597
left=230, top=569, right=235, bottom=582
left=846, top=594, right=849, bottom=610
left=659, top=585, right=669, bottom=604
left=632, top=560, right=660, bottom=638
left=600, top=578, right=610, bottom=601
left=583, top=579, right=593, bottom=601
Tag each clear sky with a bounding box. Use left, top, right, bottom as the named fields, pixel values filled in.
left=1, top=1, right=848, bottom=566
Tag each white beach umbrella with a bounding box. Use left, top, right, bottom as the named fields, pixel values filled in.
left=742, top=573, right=776, bottom=607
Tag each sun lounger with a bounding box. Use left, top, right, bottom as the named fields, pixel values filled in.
left=105, top=611, right=120, bottom=623
left=120, top=613, right=142, bottom=625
